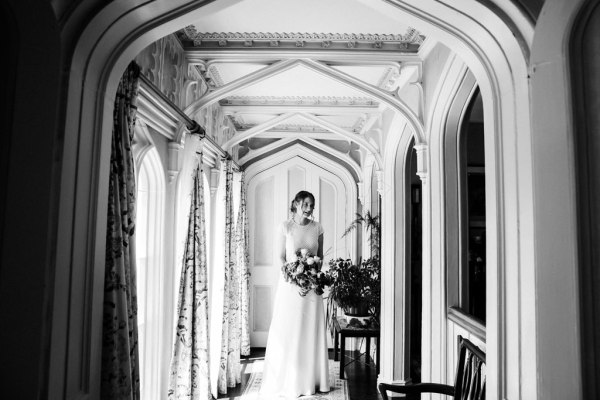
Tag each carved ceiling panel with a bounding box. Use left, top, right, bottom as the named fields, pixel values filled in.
left=168, top=0, right=428, bottom=170
left=179, top=28, right=423, bottom=53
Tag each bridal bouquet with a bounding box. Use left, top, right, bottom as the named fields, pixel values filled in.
left=281, top=248, right=331, bottom=296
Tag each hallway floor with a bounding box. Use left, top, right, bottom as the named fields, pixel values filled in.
left=218, top=348, right=382, bottom=400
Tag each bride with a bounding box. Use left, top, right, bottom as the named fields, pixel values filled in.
left=260, top=190, right=331, bottom=398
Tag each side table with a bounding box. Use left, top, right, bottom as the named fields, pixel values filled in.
left=333, top=316, right=380, bottom=379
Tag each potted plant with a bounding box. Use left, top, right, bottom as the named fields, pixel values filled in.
left=325, top=211, right=381, bottom=329
left=342, top=210, right=381, bottom=258
left=324, top=256, right=380, bottom=333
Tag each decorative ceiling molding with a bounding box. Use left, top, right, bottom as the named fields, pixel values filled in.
left=299, top=59, right=424, bottom=142
left=234, top=122, right=329, bottom=133
left=229, top=111, right=367, bottom=133
left=360, top=114, right=381, bottom=135
left=222, top=111, right=383, bottom=168
left=237, top=122, right=361, bottom=134
left=207, top=64, right=225, bottom=87
left=220, top=95, right=379, bottom=107
left=186, top=49, right=422, bottom=63
left=182, top=29, right=424, bottom=43
left=179, top=27, right=425, bottom=52
left=181, top=58, right=424, bottom=145
left=377, top=67, right=402, bottom=90
left=248, top=131, right=340, bottom=139
left=352, top=115, right=368, bottom=133
left=222, top=104, right=381, bottom=116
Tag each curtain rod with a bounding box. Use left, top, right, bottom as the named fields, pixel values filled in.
left=188, top=121, right=242, bottom=171
left=138, top=73, right=241, bottom=171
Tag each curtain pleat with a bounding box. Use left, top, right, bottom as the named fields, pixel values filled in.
left=101, top=61, right=141, bottom=400
left=168, top=164, right=212, bottom=400
left=217, top=161, right=242, bottom=394
left=236, top=173, right=251, bottom=356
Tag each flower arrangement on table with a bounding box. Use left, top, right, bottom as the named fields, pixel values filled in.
left=281, top=248, right=332, bottom=296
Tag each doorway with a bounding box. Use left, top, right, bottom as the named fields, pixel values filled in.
left=406, top=139, right=422, bottom=383
left=246, top=153, right=355, bottom=347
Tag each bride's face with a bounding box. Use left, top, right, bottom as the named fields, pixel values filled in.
left=295, top=197, right=315, bottom=220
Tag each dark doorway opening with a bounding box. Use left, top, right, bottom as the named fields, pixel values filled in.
left=407, top=139, right=422, bottom=383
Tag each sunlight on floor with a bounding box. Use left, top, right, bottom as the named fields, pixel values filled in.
left=243, top=359, right=264, bottom=376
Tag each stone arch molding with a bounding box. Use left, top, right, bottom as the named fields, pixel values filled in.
left=228, top=111, right=381, bottom=170
left=245, top=142, right=357, bottom=195
left=55, top=0, right=547, bottom=399
left=240, top=136, right=363, bottom=181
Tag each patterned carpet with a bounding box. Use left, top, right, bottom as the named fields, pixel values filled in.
left=240, top=359, right=349, bottom=400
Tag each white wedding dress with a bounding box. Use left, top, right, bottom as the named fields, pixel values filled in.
left=260, top=219, right=330, bottom=398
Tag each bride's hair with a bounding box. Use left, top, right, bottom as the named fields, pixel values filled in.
left=290, top=190, right=315, bottom=214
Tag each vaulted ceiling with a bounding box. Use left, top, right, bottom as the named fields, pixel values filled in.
left=174, top=0, right=429, bottom=173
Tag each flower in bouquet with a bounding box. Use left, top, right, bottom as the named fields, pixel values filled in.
left=281, top=249, right=331, bottom=296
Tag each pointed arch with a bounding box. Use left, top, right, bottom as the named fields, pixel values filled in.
left=223, top=111, right=383, bottom=168
left=135, top=146, right=166, bottom=400
left=239, top=136, right=363, bottom=181
left=245, top=142, right=357, bottom=191
left=245, top=143, right=358, bottom=262
left=49, top=1, right=579, bottom=399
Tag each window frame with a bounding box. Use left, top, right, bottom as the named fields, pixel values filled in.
left=445, top=86, right=486, bottom=341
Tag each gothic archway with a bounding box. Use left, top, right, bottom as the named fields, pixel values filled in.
left=47, top=1, right=586, bottom=399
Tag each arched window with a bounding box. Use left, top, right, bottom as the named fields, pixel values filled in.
left=460, top=90, right=486, bottom=322
left=135, top=147, right=166, bottom=400
left=445, top=84, right=486, bottom=339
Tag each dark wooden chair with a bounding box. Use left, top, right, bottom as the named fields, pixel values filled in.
left=378, top=335, right=485, bottom=400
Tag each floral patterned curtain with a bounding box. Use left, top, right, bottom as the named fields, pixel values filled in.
left=217, top=161, right=242, bottom=394
left=101, top=61, right=141, bottom=400
left=168, top=164, right=212, bottom=400
left=236, top=173, right=251, bottom=356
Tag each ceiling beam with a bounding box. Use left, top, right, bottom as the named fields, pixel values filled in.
left=182, top=58, right=425, bottom=155
left=299, top=58, right=424, bottom=142
left=223, top=111, right=383, bottom=167
left=178, top=58, right=299, bottom=141
left=360, top=114, right=381, bottom=135
left=239, top=130, right=341, bottom=139
left=221, top=104, right=380, bottom=115
left=186, top=49, right=421, bottom=64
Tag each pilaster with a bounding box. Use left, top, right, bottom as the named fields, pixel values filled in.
left=167, top=141, right=184, bottom=183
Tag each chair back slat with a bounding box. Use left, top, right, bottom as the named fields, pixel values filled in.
left=454, top=336, right=486, bottom=400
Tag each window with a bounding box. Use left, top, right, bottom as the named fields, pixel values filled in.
left=135, top=147, right=165, bottom=400
left=460, top=89, right=486, bottom=322
left=446, top=88, right=486, bottom=337
left=136, top=156, right=150, bottom=335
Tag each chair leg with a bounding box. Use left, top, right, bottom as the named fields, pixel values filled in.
left=340, top=335, right=345, bottom=379
left=376, top=336, right=380, bottom=374
left=334, top=331, right=338, bottom=361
